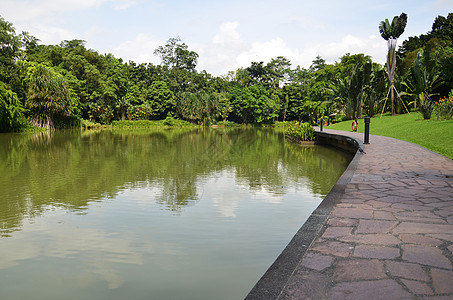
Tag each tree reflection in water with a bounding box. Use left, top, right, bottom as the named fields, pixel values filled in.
left=0, top=128, right=351, bottom=236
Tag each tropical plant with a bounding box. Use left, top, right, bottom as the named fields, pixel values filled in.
left=25, top=64, right=74, bottom=129
left=434, top=90, right=453, bottom=120
left=379, top=12, right=408, bottom=115
left=401, top=48, right=443, bottom=119
left=366, top=64, right=387, bottom=117
left=176, top=91, right=225, bottom=126
left=285, top=122, right=315, bottom=141
left=0, top=82, right=26, bottom=131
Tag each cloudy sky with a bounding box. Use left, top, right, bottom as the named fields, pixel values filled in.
left=2, top=0, right=452, bottom=76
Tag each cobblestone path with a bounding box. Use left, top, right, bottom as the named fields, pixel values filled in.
left=278, top=130, right=453, bottom=299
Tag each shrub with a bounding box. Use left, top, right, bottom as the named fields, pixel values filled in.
left=420, top=101, right=435, bottom=120
left=335, top=114, right=348, bottom=123
left=163, top=116, right=177, bottom=126
left=434, top=94, right=453, bottom=120
left=111, top=118, right=197, bottom=128
left=81, top=119, right=104, bottom=129
left=285, top=122, right=316, bottom=141
left=273, top=121, right=290, bottom=127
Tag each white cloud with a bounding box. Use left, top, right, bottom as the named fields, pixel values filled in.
left=197, top=20, right=390, bottom=76
left=196, top=21, right=248, bottom=75
left=212, top=22, right=241, bottom=46
left=318, top=34, right=388, bottom=64
left=1, top=0, right=443, bottom=75
left=110, top=33, right=162, bottom=64
left=236, top=38, right=295, bottom=66
left=2, top=0, right=106, bottom=23
left=27, top=24, right=77, bottom=45
left=112, top=0, right=137, bottom=10
left=435, top=0, right=453, bottom=8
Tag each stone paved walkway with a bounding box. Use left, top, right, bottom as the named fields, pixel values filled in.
left=278, top=130, right=453, bottom=299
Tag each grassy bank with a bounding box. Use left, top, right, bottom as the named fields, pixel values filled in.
left=326, top=113, right=453, bottom=159
left=110, top=118, right=198, bottom=128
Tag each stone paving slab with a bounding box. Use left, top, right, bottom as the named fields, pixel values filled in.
left=246, top=129, right=453, bottom=299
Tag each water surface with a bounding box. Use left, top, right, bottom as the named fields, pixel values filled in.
left=0, top=128, right=352, bottom=299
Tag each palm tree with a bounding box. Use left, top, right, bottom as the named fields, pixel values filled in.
left=26, top=64, right=72, bottom=129
left=379, top=13, right=408, bottom=115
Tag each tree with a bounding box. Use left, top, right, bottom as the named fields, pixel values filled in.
left=246, top=61, right=271, bottom=86
left=337, top=54, right=372, bottom=119
left=401, top=48, right=443, bottom=119
left=25, top=64, right=73, bottom=129
left=379, top=12, right=408, bottom=115
left=0, top=16, right=21, bottom=85
left=310, top=56, right=326, bottom=72
left=147, top=81, right=175, bottom=119
left=366, top=64, right=387, bottom=117
left=176, top=91, right=221, bottom=125
left=154, top=37, right=198, bottom=72
left=267, top=56, right=291, bottom=88
left=0, top=82, right=26, bottom=131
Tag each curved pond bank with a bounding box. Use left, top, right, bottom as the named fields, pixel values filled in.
left=0, top=128, right=352, bottom=300
left=246, top=129, right=453, bottom=299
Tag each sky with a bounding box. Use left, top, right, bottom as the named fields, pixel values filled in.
left=2, top=0, right=452, bottom=76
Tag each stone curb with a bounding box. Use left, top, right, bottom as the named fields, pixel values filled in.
left=245, top=131, right=363, bottom=299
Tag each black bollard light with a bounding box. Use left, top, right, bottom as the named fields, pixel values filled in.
left=320, top=118, right=323, bottom=131
left=364, top=116, right=370, bottom=144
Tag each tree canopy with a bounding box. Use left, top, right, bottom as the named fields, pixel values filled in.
left=0, top=13, right=452, bottom=131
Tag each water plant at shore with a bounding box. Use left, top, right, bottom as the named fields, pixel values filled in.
left=285, top=122, right=316, bottom=141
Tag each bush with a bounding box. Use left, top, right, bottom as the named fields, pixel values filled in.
left=273, top=121, right=290, bottom=127
left=81, top=119, right=104, bottom=129
left=285, top=122, right=316, bottom=141
left=335, top=114, right=348, bottom=123
left=434, top=94, right=453, bottom=120
left=163, top=116, right=177, bottom=126
left=111, top=118, right=197, bottom=128
left=419, top=101, right=435, bottom=120
left=214, top=120, right=240, bottom=127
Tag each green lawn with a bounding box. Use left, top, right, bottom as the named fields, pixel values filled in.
left=325, top=113, right=453, bottom=160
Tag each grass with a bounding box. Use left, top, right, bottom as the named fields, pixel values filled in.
left=326, top=113, right=453, bottom=160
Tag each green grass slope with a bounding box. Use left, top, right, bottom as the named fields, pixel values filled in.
left=326, top=113, right=453, bottom=160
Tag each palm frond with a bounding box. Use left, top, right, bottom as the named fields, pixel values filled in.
left=379, top=20, right=391, bottom=40
left=393, top=13, right=408, bottom=38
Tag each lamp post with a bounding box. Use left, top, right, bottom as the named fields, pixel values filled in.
left=364, top=116, right=370, bottom=144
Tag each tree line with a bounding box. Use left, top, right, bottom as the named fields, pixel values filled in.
left=0, top=13, right=452, bottom=131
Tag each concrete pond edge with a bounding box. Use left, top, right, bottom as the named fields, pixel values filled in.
left=245, top=131, right=364, bottom=300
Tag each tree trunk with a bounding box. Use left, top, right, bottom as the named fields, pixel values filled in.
left=391, top=81, right=395, bottom=115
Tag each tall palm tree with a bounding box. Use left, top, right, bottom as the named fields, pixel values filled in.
left=379, top=13, right=408, bottom=115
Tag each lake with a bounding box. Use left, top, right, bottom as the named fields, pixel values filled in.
left=0, top=128, right=352, bottom=300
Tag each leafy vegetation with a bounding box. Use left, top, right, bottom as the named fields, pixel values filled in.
left=111, top=117, right=196, bottom=128
left=0, top=13, right=452, bottom=132
left=379, top=13, right=408, bottom=115
left=434, top=91, right=453, bottom=120
left=285, top=122, right=316, bottom=141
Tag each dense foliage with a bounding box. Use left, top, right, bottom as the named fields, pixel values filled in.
left=285, top=122, right=316, bottom=141
left=0, top=13, right=452, bottom=131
